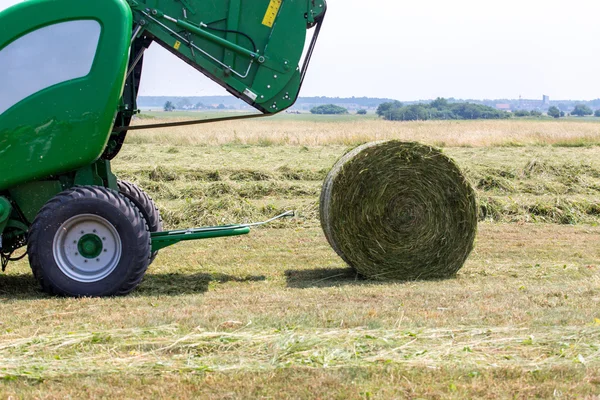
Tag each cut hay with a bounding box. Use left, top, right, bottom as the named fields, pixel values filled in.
left=320, top=141, right=477, bottom=280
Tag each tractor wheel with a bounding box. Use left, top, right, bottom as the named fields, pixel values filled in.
left=117, top=180, right=162, bottom=263
left=27, top=186, right=151, bottom=297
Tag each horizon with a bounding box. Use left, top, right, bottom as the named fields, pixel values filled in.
left=138, top=94, right=600, bottom=103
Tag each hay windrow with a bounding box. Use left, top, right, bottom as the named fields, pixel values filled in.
left=320, top=141, right=478, bottom=280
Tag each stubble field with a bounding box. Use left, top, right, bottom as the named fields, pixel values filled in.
left=1, top=114, right=600, bottom=398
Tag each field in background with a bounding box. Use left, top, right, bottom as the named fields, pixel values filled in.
left=1, top=115, right=600, bottom=398
left=131, top=111, right=600, bottom=147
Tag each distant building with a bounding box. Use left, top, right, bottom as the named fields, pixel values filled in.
left=496, top=104, right=511, bottom=111
left=518, top=95, right=550, bottom=111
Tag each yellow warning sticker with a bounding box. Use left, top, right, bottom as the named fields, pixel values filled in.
left=262, top=0, right=282, bottom=28
left=174, top=41, right=181, bottom=51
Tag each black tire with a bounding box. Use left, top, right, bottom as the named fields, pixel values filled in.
left=28, top=186, right=151, bottom=297
left=117, top=180, right=163, bottom=263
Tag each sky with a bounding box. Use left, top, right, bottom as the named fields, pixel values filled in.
left=1, top=0, right=599, bottom=100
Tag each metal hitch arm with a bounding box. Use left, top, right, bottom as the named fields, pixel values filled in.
left=150, top=211, right=294, bottom=252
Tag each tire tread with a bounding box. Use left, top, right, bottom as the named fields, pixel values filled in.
left=117, top=180, right=162, bottom=263
left=28, top=186, right=150, bottom=296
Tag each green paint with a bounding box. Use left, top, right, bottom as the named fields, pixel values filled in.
left=74, top=165, right=103, bottom=187
left=170, top=18, right=259, bottom=60
left=223, top=0, right=241, bottom=67
left=78, top=234, right=104, bottom=259
left=9, top=181, right=64, bottom=223
left=74, top=161, right=117, bottom=189
left=127, top=0, right=326, bottom=112
left=0, top=0, right=132, bottom=191
left=0, top=197, right=12, bottom=235
left=151, top=226, right=250, bottom=252
left=97, top=160, right=119, bottom=191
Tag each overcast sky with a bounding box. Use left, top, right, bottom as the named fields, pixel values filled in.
left=2, top=0, right=599, bottom=100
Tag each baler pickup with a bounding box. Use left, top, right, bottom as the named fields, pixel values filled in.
left=150, top=211, right=295, bottom=252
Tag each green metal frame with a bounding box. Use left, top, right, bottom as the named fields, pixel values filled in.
left=126, top=0, right=326, bottom=113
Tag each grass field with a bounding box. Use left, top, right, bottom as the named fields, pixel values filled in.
left=1, top=115, right=600, bottom=398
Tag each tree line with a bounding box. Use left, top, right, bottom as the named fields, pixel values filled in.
left=376, top=99, right=600, bottom=120
left=310, top=104, right=349, bottom=115
left=546, top=105, right=600, bottom=118
left=376, top=99, right=509, bottom=121
left=164, top=100, right=230, bottom=111
left=163, top=98, right=600, bottom=119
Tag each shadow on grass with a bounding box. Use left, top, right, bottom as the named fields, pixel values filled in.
left=0, top=274, right=42, bottom=300
left=286, top=268, right=455, bottom=288
left=136, top=272, right=266, bottom=296
left=285, top=267, right=372, bottom=288
left=0, top=272, right=266, bottom=299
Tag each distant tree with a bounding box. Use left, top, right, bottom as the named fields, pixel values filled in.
left=387, top=104, right=426, bottom=121
left=547, top=106, right=561, bottom=118
left=356, top=109, right=367, bottom=115
left=430, top=97, right=449, bottom=109
left=310, top=104, right=348, bottom=115
left=595, top=109, right=600, bottom=117
left=176, top=98, right=191, bottom=109
left=448, top=103, right=509, bottom=120
left=513, top=110, right=530, bottom=117
left=194, top=102, right=205, bottom=109
left=376, top=101, right=403, bottom=117
left=163, top=101, right=175, bottom=112
left=561, top=111, right=566, bottom=117
left=376, top=100, right=508, bottom=121
left=217, top=104, right=226, bottom=110
left=571, top=104, right=593, bottom=116
left=530, top=110, right=542, bottom=117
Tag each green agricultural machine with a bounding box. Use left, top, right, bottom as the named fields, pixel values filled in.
left=0, top=0, right=326, bottom=296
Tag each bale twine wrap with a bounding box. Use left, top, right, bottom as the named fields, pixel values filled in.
left=320, top=141, right=477, bottom=280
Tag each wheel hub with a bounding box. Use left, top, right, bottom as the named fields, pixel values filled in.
left=53, top=214, right=122, bottom=283
left=77, top=234, right=103, bottom=259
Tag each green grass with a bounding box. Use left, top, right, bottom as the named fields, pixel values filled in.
left=114, top=144, right=600, bottom=227
left=2, top=119, right=600, bottom=397
left=1, top=223, right=600, bottom=397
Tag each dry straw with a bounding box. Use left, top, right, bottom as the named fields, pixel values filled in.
left=320, top=141, right=477, bottom=280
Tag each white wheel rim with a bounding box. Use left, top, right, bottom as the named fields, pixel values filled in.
left=52, top=214, right=122, bottom=283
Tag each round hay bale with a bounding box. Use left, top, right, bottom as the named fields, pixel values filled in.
left=320, top=141, right=477, bottom=280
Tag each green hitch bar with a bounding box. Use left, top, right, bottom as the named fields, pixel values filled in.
left=150, top=211, right=294, bottom=252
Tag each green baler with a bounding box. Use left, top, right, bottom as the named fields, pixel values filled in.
left=0, top=0, right=326, bottom=296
